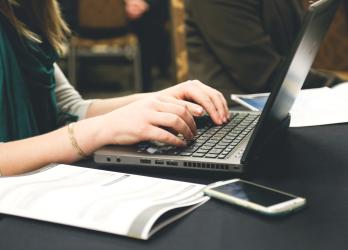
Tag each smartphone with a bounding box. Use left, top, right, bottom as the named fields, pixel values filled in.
left=204, top=179, right=306, bottom=215
left=230, top=93, right=269, bottom=111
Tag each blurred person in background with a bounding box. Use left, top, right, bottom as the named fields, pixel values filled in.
left=59, top=0, right=171, bottom=92
left=0, top=0, right=229, bottom=176
left=185, top=0, right=342, bottom=97
left=125, top=0, right=171, bottom=92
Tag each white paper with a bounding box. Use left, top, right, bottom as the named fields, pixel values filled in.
left=231, top=86, right=348, bottom=127
left=290, top=86, right=348, bottom=127
left=0, top=164, right=208, bottom=240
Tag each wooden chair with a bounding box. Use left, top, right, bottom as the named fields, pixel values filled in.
left=170, top=0, right=189, bottom=83
left=68, top=0, right=142, bottom=91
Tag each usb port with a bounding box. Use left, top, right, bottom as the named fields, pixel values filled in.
left=166, top=161, right=178, bottom=166
left=140, top=159, right=151, bottom=164
left=155, top=160, right=164, bottom=165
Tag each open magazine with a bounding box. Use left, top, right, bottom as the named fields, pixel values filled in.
left=0, top=164, right=209, bottom=240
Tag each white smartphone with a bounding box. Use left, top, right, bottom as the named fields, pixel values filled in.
left=204, top=179, right=306, bottom=215
left=230, top=93, right=269, bottom=111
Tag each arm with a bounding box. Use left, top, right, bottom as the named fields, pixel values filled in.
left=54, top=63, right=151, bottom=118
left=186, top=0, right=283, bottom=93
left=186, top=0, right=339, bottom=92
left=54, top=64, right=226, bottom=120
left=0, top=80, right=228, bottom=176
left=85, top=93, right=151, bottom=117
left=0, top=117, right=105, bottom=176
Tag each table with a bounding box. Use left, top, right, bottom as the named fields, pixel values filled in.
left=1, top=124, right=347, bottom=250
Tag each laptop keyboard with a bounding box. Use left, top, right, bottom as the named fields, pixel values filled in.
left=181, top=112, right=259, bottom=159
left=137, top=112, right=260, bottom=159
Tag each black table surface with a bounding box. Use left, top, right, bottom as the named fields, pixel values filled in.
left=1, top=125, right=348, bottom=250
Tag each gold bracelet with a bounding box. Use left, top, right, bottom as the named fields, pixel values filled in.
left=68, top=123, right=88, bottom=158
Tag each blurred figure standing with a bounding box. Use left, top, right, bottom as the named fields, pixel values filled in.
left=126, top=0, right=170, bottom=92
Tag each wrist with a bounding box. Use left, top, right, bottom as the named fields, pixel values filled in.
left=133, top=92, right=153, bottom=101
left=68, top=123, right=89, bottom=158
left=72, top=117, right=110, bottom=155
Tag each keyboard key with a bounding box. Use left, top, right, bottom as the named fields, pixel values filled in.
left=205, top=153, right=218, bottom=158
left=208, top=149, right=223, bottom=154
left=167, top=112, right=261, bottom=158
left=180, top=152, right=192, bottom=156
left=192, top=153, right=205, bottom=157
left=196, top=149, right=209, bottom=153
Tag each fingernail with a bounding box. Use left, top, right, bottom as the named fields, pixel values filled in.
left=196, top=107, right=204, bottom=114
left=221, top=116, right=225, bottom=123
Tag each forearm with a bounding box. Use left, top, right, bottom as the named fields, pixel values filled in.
left=0, top=117, right=108, bottom=176
left=54, top=64, right=153, bottom=119
left=0, top=80, right=228, bottom=177
left=86, top=92, right=152, bottom=117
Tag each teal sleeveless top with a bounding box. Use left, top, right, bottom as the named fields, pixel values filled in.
left=0, top=12, right=61, bottom=142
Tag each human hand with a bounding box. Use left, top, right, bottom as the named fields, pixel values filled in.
left=157, top=80, right=230, bottom=125
left=100, top=95, right=197, bottom=146
left=124, top=0, right=149, bottom=20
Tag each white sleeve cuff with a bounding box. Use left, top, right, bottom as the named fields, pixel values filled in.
left=54, top=63, right=97, bottom=120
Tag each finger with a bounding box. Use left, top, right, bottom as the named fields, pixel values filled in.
left=140, top=2, right=149, bottom=11
left=151, top=112, right=194, bottom=140
left=220, top=93, right=230, bottom=119
left=157, top=95, right=204, bottom=116
left=211, top=90, right=229, bottom=119
left=182, top=82, right=223, bottom=124
left=144, top=126, right=186, bottom=147
left=213, top=91, right=229, bottom=122
left=198, top=83, right=229, bottom=122
left=154, top=97, right=197, bottom=134
left=179, top=100, right=205, bottom=117
left=199, top=96, right=222, bottom=125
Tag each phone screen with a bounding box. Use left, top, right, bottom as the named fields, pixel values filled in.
left=212, top=181, right=295, bottom=207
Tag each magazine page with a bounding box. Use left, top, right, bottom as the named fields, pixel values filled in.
left=0, top=164, right=208, bottom=240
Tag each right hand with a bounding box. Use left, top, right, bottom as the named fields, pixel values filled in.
left=100, top=95, right=198, bottom=146
left=124, top=0, right=149, bottom=20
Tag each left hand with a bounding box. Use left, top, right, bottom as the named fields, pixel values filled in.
left=156, top=80, right=230, bottom=125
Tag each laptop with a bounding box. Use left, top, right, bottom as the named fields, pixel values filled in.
left=94, top=0, right=340, bottom=172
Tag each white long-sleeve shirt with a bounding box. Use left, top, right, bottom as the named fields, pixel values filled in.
left=54, top=63, right=95, bottom=120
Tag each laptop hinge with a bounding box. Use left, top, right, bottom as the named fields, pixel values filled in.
left=242, top=114, right=291, bottom=167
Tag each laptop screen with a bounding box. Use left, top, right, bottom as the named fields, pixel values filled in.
left=242, top=0, right=340, bottom=164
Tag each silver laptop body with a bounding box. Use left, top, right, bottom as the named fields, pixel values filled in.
left=94, top=0, right=340, bottom=172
